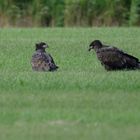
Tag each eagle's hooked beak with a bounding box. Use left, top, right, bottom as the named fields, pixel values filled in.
left=43, top=44, right=49, bottom=48
left=88, top=46, right=93, bottom=51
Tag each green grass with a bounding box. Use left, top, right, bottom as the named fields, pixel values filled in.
left=0, top=27, right=140, bottom=140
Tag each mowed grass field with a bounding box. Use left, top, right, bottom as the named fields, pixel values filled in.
left=0, top=27, right=140, bottom=140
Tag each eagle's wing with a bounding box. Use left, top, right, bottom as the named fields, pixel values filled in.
left=97, top=47, right=139, bottom=69
left=44, top=53, right=58, bottom=70
left=120, top=51, right=139, bottom=62
left=97, top=47, right=125, bottom=64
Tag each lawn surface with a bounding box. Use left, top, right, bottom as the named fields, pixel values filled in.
left=0, top=27, right=140, bottom=140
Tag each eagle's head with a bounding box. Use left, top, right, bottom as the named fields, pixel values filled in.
left=35, top=42, right=49, bottom=51
left=88, top=40, right=103, bottom=51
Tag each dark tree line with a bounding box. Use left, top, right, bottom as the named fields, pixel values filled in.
left=0, top=0, right=140, bottom=27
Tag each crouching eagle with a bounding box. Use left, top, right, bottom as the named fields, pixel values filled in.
left=88, top=40, right=140, bottom=70
left=31, top=42, right=59, bottom=71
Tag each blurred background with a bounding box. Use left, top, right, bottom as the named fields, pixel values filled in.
left=0, top=0, right=140, bottom=27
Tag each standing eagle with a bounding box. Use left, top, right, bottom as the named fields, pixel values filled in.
left=88, top=40, right=140, bottom=70
left=31, top=42, right=59, bottom=71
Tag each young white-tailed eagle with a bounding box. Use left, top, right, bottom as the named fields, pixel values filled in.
left=88, top=40, right=140, bottom=70
left=31, top=42, right=59, bottom=71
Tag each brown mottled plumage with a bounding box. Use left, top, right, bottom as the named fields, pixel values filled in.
left=31, top=42, right=58, bottom=72
left=89, top=40, right=140, bottom=70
